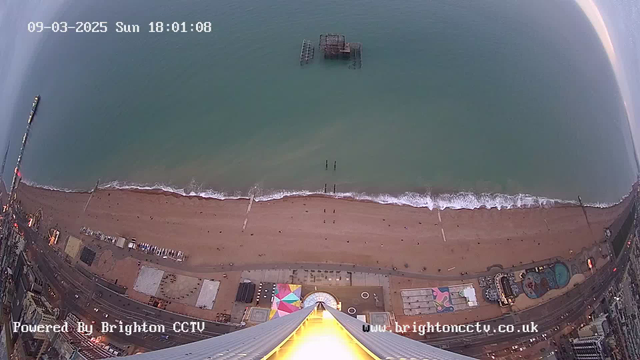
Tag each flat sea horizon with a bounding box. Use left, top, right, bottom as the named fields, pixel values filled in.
left=2, top=0, right=637, bottom=208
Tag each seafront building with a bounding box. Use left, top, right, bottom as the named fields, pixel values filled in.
left=124, top=303, right=474, bottom=359
left=570, top=336, right=606, bottom=360
left=19, top=292, right=56, bottom=358
left=577, top=314, right=609, bottom=338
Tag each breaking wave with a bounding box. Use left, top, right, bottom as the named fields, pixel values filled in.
left=20, top=179, right=621, bottom=210
left=20, top=180, right=82, bottom=194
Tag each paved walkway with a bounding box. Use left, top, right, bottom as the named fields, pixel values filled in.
left=116, top=246, right=574, bottom=281
left=75, top=223, right=610, bottom=283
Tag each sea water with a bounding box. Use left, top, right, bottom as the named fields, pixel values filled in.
left=2, top=0, right=637, bottom=208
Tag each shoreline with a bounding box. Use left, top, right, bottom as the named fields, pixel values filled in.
left=20, top=179, right=627, bottom=210
left=15, top=182, right=635, bottom=276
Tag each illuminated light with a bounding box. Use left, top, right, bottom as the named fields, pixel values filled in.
left=49, top=229, right=60, bottom=245
left=587, top=258, right=593, bottom=269
left=303, top=292, right=338, bottom=309
left=613, top=267, right=617, bottom=272
left=267, top=308, right=375, bottom=360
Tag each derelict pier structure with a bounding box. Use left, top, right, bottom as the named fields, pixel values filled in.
left=298, top=34, right=362, bottom=69
left=319, top=33, right=362, bottom=69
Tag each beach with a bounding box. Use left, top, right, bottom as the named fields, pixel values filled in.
left=16, top=184, right=633, bottom=276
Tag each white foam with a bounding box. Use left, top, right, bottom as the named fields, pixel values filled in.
left=21, top=179, right=83, bottom=193
left=20, top=179, right=622, bottom=210
left=100, top=180, right=238, bottom=200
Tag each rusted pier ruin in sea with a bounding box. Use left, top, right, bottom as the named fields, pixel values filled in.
left=299, top=39, right=315, bottom=66
left=298, top=34, right=362, bottom=69
left=319, top=33, right=362, bottom=69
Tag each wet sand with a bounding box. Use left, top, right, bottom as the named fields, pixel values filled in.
left=16, top=184, right=633, bottom=275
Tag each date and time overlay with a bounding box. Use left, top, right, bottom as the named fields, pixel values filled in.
left=28, top=21, right=212, bottom=33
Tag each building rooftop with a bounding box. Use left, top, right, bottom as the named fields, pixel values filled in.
left=122, top=303, right=473, bottom=359
left=28, top=292, right=53, bottom=316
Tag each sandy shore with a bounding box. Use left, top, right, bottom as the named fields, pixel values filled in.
left=16, top=184, right=633, bottom=275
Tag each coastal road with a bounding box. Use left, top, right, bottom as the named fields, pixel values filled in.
left=21, top=222, right=236, bottom=353
left=29, top=244, right=224, bottom=350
